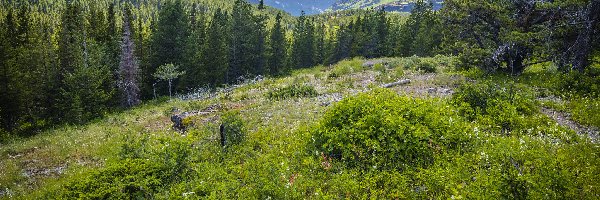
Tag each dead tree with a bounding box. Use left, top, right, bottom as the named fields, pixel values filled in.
left=118, top=11, right=140, bottom=107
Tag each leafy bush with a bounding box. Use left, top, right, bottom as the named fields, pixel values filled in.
left=54, top=138, right=193, bottom=199
left=313, top=89, right=471, bottom=171
left=417, top=60, right=437, bottom=73
left=56, top=159, right=169, bottom=199
left=452, top=81, right=542, bottom=134
left=266, top=84, right=318, bottom=100
left=569, top=98, right=600, bottom=128
left=558, top=71, right=600, bottom=97
left=328, top=58, right=363, bottom=78
left=0, top=129, right=9, bottom=144
left=221, top=111, right=246, bottom=147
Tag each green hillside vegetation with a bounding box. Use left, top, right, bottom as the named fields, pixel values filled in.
left=1, top=0, right=599, bottom=198
left=1, top=56, right=599, bottom=198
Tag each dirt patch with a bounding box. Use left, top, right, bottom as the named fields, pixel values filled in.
left=387, top=73, right=464, bottom=98
left=541, top=107, right=599, bottom=143
left=318, top=93, right=344, bottom=107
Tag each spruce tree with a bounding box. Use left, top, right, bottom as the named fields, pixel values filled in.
left=58, top=2, right=113, bottom=123
left=268, top=12, right=287, bottom=75
left=229, top=0, right=265, bottom=81
left=149, top=0, right=189, bottom=94
left=180, top=4, right=207, bottom=90
left=290, top=11, right=315, bottom=69
left=202, top=9, right=230, bottom=86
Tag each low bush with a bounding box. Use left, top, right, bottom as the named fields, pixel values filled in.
left=221, top=111, right=246, bottom=147
left=452, top=81, right=541, bottom=135
left=53, top=138, right=193, bottom=199
left=54, top=159, right=169, bottom=199
left=266, top=84, right=318, bottom=100
left=313, top=89, right=471, bottom=171
left=558, top=71, right=600, bottom=98
left=328, top=58, right=363, bottom=78
left=417, top=60, right=437, bottom=73
left=569, top=98, right=600, bottom=128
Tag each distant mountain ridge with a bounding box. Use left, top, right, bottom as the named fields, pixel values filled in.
left=247, top=0, right=337, bottom=15
left=249, top=0, right=443, bottom=16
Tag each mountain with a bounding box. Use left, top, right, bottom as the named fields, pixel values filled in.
left=332, top=0, right=444, bottom=12
left=248, top=0, right=337, bottom=15
left=249, top=0, right=443, bottom=16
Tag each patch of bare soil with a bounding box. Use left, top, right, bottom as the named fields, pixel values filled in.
left=387, top=73, right=465, bottom=98
left=541, top=107, right=599, bottom=143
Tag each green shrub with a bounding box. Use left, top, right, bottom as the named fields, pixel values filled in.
left=266, top=84, right=318, bottom=100
left=569, top=98, right=600, bottom=128
left=558, top=71, right=600, bottom=97
left=55, top=159, right=171, bottom=199
left=313, top=89, right=471, bottom=171
left=221, top=111, right=246, bottom=147
left=417, top=60, right=437, bottom=73
left=54, top=139, right=193, bottom=199
left=373, top=63, right=386, bottom=73
left=451, top=81, right=569, bottom=137
left=0, top=129, right=9, bottom=144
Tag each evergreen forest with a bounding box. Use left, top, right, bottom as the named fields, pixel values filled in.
left=0, top=0, right=599, bottom=198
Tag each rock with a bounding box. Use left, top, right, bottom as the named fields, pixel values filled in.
left=427, top=87, right=437, bottom=93
left=362, top=61, right=377, bottom=67
left=171, top=114, right=186, bottom=132
left=382, top=79, right=411, bottom=88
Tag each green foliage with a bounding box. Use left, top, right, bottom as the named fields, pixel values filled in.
left=313, top=89, right=471, bottom=171
left=569, top=98, right=600, bottom=128
left=266, top=84, right=318, bottom=100
left=416, top=59, right=437, bottom=73
left=558, top=71, right=600, bottom=98
left=451, top=80, right=570, bottom=138
left=54, top=138, right=193, bottom=199
left=55, top=159, right=169, bottom=199
left=328, top=58, right=363, bottom=78
left=221, top=111, right=246, bottom=147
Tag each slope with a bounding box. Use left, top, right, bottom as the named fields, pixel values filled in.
left=1, top=56, right=599, bottom=199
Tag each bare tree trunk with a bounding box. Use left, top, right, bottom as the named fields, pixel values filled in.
left=168, top=80, right=172, bottom=98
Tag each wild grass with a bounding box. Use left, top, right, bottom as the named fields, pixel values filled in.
left=1, top=55, right=599, bottom=199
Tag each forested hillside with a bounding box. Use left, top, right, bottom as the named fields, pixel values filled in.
left=0, top=0, right=441, bottom=138
left=1, top=0, right=599, bottom=198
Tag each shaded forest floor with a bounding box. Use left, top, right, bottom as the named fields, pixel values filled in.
left=1, top=56, right=599, bottom=199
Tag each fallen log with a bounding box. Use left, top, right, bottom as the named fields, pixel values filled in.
left=382, top=79, right=411, bottom=88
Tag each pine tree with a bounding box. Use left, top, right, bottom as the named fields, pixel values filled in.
left=258, top=0, right=265, bottom=10
left=149, top=0, right=189, bottom=94
left=0, top=9, right=20, bottom=131
left=202, top=9, right=230, bottom=86
left=118, top=10, right=141, bottom=107
left=267, top=12, right=287, bottom=75
left=180, top=4, right=207, bottom=90
left=332, top=23, right=352, bottom=63
left=290, top=11, right=315, bottom=69
left=58, top=2, right=113, bottom=123
left=229, top=0, right=265, bottom=81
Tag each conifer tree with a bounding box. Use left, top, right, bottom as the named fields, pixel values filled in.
left=180, top=4, right=207, bottom=89
left=58, top=2, right=113, bottom=123
left=149, top=0, right=189, bottom=94
left=267, top=12, right=287, bottom=75
left=290, top=11, right=315, bottom=69
left=229, top=0, right=265, bottom=81
left=202, top=9, right=230, bottom=86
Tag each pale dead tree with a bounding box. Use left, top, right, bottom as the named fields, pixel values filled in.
left=118, top=11, right=140, bottom=107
